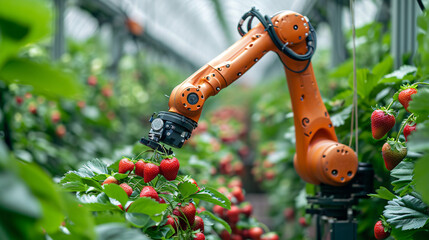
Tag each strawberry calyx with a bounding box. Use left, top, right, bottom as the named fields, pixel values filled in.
left=380, top=216, right=391, bottom=233
left=385, top=138, right=406, bottom=152
left=393, top=84, right=418, bottom=102
left=372, top=105, right=396, bottom=115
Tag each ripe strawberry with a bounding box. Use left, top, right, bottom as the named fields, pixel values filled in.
left=28, top=103, right=37, bottom=115
left=160, top=157, right=180, bottom=181
left=77, top=100, right=86, bottom=109
left=140, top=186, right=158, bottom=200
left=371, top=109, right=396, bottom=139
left=192, top=216, right=204, bottom=233
left=194, top=232, right=205, bottom=240
left=220, top=230, right=231, bottom=240
left=118, top=204, right=123, bottom=211
left=398, top=87, right=417, bottom=112
left=241, top=204, right=252, bottom=218
left=56, top=125, right=66, bottom=138
left=173, top=202, right=196, bottom=229
left=227, top=206, right=240, bottom=224
left=157, top=197, right=166, bottom=204
left=189, top=178, right=200, bottom=192
left=165, top=215, right=177, bottom=232
left=15, top=96, right=23, bottom=105
left=118, top=158, right=134, bottom=174
left=299, top=217, right=308, bottom=227
left=382, top=139, right=407, bottom=170
left=231, top=234, right=242, bottom=240
left=249, top=227, right=263, bottom=240
left=403, top=123, right=417, bottom=142
left=261, top=233, right=279, bottom=240
left=119, top=183, right=133, bottom=197
left=51, top=111, right=61, bottom=123
left=283, top=208, right=295, bottom=221
left=102, top=176, right=119, bottom=185
left=231, top=187, right=245, bottom=203
left=213, top=205, right=226, bottom=218
left=197, top=206, right=206, bottom=213
left=87, top=75, right=97, bottom=86
left=144, top=163, right=159, bottom=183
left=374, top=220, right=390, bottom=240
left=135, top=160, right=145, bottom=177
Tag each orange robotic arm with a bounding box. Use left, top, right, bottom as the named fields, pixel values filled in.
left=141, top=8, right=358, bottom=186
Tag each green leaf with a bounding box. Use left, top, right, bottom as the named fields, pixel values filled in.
left=144, top=224, right=174, bottom=239
left=199, top=211, right=231, bottom=234
left=330, top=105, right=352, bottom=127
left=0, top=0, right=51, bottom=67
left=0, top=58, right=83, bottom=99
left=372, top=55, right=393, bottom=81
left=189, top=186, right=231, bottom=209
left=95, top=223, right=150, bottom=240
left=0, top=172, right=41, bottom=218
left=407, top=120, right=429, bottom=153
left=368, top=186, right=396, bottom=201
left=61, top=193, right=96, bottom=240
left=391, top=160, right=415, bottom=196
left=81, top=159, right=108, bottom=175
left=76, top=192, right=118, bottom=211
left=408, top=88, right=429, bottom=123
left=113, top=173, right=129, bottom=181
left=178, top=181, right=199, bottom=199
left=126, top=198, right=167, bottom=222
left=103, top=184, right=128, bottom=207
left=383, top=195, right=429, bottom=230
left=125, top=212, right=155, bottom=229
left=349, top=68, right=378, bottom=99
left=414, top=155, right=429, bottom=205
left=381, top=65, right=417, bottom=82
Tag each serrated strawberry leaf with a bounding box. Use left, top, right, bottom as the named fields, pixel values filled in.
left=199, top=210, right=231, bottom=234
left=144, top=224, right=174, bottom=239
left=382, top=65, right=417, bottom=82
left=369, top=186, right=396, bottom=201
left=82, top=159, right=108, bottom=175
left=178, top=181, right=199, bottom=199
left=126, top=197, right=167, bottom=222
left=103, top=184, right=128, bottom=207
left=95, top=223, right=150, bottom=240
left=189, top=186, right=231, bottom=209
left=113, top=173, right=129, bottom=181
left=408, top=88, right=429, bottom=123
left=61, top=181, right=87, bottom=192
left=76, top=192, right=118, bottom=211
left=383, top=195, right=429, bottom=230
left=414, top=155, right=429, bottom=205
left=391, top=160, right=414, bottom=196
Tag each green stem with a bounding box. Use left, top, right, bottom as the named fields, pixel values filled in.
left=411, top=82, right=429, bottom=87
left=386, top=100, right=395, bottom=110
left=395, top=113, right=414, bottom=142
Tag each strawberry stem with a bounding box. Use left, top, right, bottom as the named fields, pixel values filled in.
left=411, top=82, right=429, bottom=87
left=395, top=113, right=414, bottom=142
left=386, top=100, right=395, bottom=110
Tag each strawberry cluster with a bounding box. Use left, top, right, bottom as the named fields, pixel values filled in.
left=371, top=85, right=419, bottom=171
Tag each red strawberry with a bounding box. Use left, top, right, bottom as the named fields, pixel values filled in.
left=118, top=158, right=134, bottom=174
left=102, top=176, right=119, bottom=185
left=173, top=202, right=196, bottom=229
left=398, top=87, right=417, bottom=112
left=15, top=96, right=23, bottom=105
left=299, top=217, right=308, bottom=227
left=135, top=160, right=145, bottom=177
left=51, top=111, right=61, bottom=123
left=220, top=230, right=231, bottom=240
left=157, top=197, right=166, bottom=204
left=283, top=208, right=295, bottom=221
left=192, top=216, right=204, bottom=233
left=382, top=139, right=407, bottom=170
left=119, top=183, right=133, bottom=197
left=165, top=215, right=177, bottom=232
left=213, top=205, right=226, bottom=218
left=189, top=178, right=200, bottom=192
left=403, top=123, right=417, bottom=142
left=249, top=227, right=263, bottom=240
left=371, top=109, right=396, bottom=139
left=241, top=204, right=252, bottom=218
left=261, top=233, right=279, bottom=240
left=144, top=163, right=159, bottom=183
left=140, top=186, right=158, bottom=200
left=28, top=103, right=37, bottom=115
left=227, top=206, right=240, bottom=224
left=194, top=232, right=205, bottom=240
left=231, top=187, right=245, bottom=203
left=160, top=157, right=180, bottom=181
left=56, top=125, right=66, bottom=138
left=374, top=220, right=390, bottom=240
left=118, top=204, right=123, bottom=211
left=87, top=75, right=97, bottom=86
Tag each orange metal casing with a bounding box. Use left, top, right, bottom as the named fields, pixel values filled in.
left=167, top=11, right=358, bottom=186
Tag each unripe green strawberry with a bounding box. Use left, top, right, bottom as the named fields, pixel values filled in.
left=102, top=176, right=119, bottom=185
left=119, top=183, right=133, bottom=197
left=374, top=220, right=390, bottom=240
left=140, top=186, right=158, bottom=200
left=403, top=123, right=417, bottom=142
left=118, top=158, right=134, bottom=174
left=371, top=109, right=395, bottom=140
left=398, top=87, right=417, bottom=112
left=144, top=163, right=159, bottom=183
left=382, top=139, right=407, bottom=170
left=160, top=157, right=180, bottom=181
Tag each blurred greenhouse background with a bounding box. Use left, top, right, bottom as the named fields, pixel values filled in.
left=2, top=0, right=429, bottom=239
